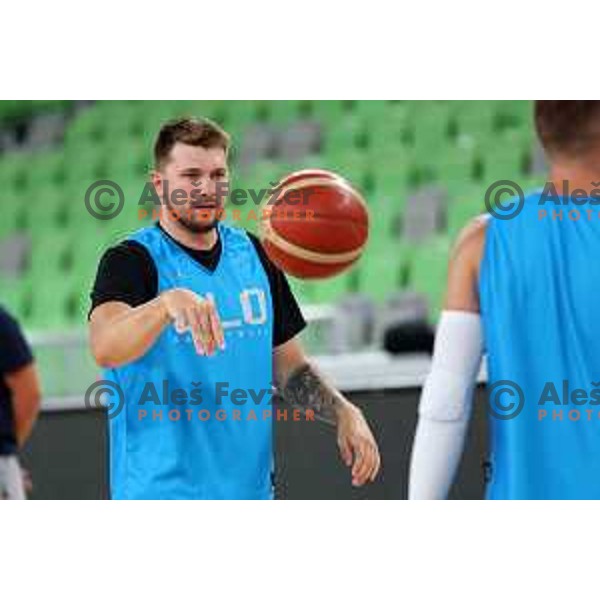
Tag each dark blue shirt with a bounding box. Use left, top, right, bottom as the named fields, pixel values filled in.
left=0, top=306, right=33, bottom=455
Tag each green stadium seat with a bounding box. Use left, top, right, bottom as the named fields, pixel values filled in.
left=63, top=145, right=109, bottom=191
left=369, top=155, right=414, bottom=198
left=495, top=101, right=532, bottom=130
left=365, top=103, right=411, bottom=151
left=282, top=155, right=323, bottom=175
left=480, top=133, right=528, bottom=183
left=408, top=236, right=451, bottom=321
left=353, top=101, right=388, bottom=122
left=28, top=276, right=74, bottom=330
left=0, top=276, right=30, bottom=322
left=221, top=101, right=266, bottom=137
left=70, top=224, right=114, bottom=285
left=101, top=102, right=149, bottom=140
left=28, top=229, right=71, bottom=277
left=0, top=101, right=25, bottom=122
left=410, top=102, right=452, bottom=157
left=311, top=101, right=348, bottom=125
left=73, top=273, right=96, bottom=325
left=267, top=100, right=309, bottom=125
left=367, top=193, right=405, bottom=249
left=0, top=193, right=24, bottom=239
left=321, top=148, right=370, bottom=188
left=32, top=343, right=67, bottom=396
left=288, top=276, right=317, bottom=306
left=63, top=105, right=109, bottom=147
left=446, top=196, right=486, bottom=238
left=0, top=153, right=29, bottom=193
left=23, top=188, right=69, bottom=233
left=365, top=135, right=409, bottom=166
left=323, top=114, right=366, bottom=154
left=0, top=101, right=70, bottom=126
left=23, top=151, right=67, bottom=190
left=306, top=270, right=355, bottom=305
left=358, top=244, right=407, bottom=303
left=103, top=137, right=149, bottom=182
left=364, top=117, right=409, bottom=163
left=432, top=145, right=477, bottom=196
left=452, top=101, right=498, bottom=142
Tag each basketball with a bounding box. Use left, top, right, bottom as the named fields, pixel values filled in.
left=259, top=169, right=369, bottom=279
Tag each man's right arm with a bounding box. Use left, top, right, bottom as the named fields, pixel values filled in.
left=89, top=298, right=170, bottom=368
left=88, top=243, right=224, bottom=369
left=90, top=291, right=225, bottom=368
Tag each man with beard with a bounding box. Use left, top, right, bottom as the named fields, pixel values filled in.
left=88, top=117, right=380, bottom=499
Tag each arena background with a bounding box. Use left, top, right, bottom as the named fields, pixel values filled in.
left=0, top=100, right=545, bottom=499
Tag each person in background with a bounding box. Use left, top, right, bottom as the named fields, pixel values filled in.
left=0, top=305, right=41, bottom=499
left=409, top=101, right=600, bottom=499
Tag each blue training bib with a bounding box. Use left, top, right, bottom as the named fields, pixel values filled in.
left=105, top=223, right=275, bottom=499
left=480, top=191, right=600, bottom=499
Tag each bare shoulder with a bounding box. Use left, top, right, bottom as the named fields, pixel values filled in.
left=450, top=215, right=489, bottom=266
left=444, top=215, right=489, bottom=312
left=453, top=215, right=489, bottom=252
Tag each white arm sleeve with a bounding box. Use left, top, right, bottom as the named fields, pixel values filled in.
left=408, top=310, right=483, bottom=500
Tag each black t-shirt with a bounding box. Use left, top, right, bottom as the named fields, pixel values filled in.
left=0, top=306, right=34, bottom=455
left=90, top=224, right=306, bottom=348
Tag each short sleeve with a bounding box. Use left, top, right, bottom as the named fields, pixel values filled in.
left=89, top=241, right=158, bottom=318
left=247, top=233, right=307, bottom=347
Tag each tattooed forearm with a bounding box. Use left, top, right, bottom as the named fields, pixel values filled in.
left=281, top=363, right=345, bottom=425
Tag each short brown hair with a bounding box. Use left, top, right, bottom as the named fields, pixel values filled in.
left=154, top=117, right=230, bottom=169
left=535, top=101, right=600, bottom=158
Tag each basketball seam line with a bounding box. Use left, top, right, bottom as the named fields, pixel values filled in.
left=259, top=218, right=366, bottom=265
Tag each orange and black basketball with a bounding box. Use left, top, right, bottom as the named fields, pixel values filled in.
left=260, top=169, right=369, bottom=279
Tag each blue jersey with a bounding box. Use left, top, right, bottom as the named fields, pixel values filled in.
left=480, top=190, right=600, bottom=499
left=0, top=307, right=33, bottom=456
left=105, top=223, right=275, bottom=499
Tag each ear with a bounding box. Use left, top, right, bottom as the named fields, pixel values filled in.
left=151, top=169, right=163, bottom=197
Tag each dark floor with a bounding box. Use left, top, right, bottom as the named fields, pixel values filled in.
left=21, top=387, right=488, bottom=500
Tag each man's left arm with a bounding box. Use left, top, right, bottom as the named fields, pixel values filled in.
left=273, top=338, right=381, bottom=487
